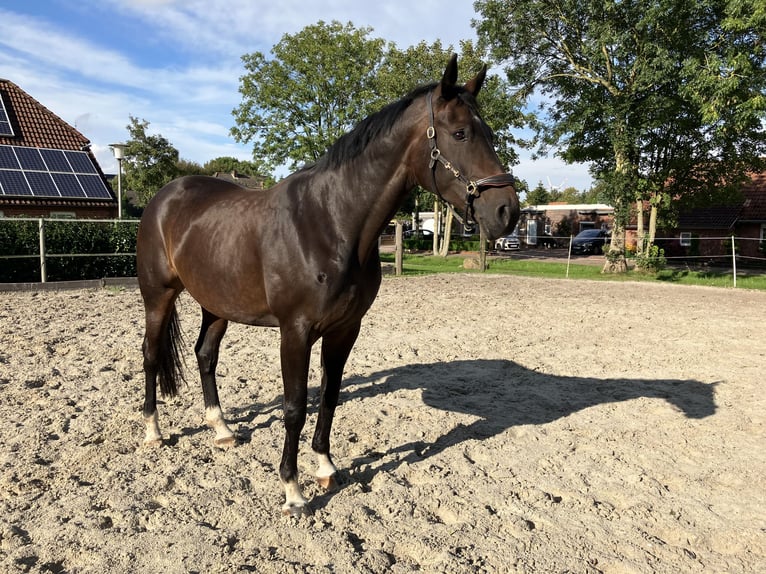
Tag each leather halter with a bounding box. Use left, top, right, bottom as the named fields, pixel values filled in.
left=426, top=90, right=515, bottom=231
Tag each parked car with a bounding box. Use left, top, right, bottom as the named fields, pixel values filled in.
left=403, top=229, right=433, bottom=240
left=495, top=233, right=520, bottom=251
left=571, top=228, right=609, bottom=255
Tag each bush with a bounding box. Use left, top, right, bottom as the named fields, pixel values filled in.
left=0, top=219, right=138, bottom=282
left=634, top=244, right=667, bottom=272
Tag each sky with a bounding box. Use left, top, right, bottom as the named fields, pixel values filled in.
left=0, top=0, right=593, bottom=191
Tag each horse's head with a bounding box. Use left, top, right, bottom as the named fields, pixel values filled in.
left=414, top=55, right=520, bottom=240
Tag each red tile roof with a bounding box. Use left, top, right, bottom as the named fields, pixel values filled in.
left=0, top=79, right=90, bottom=151
left=0, top=79, right=115, bottom=213
left=739, top=171, right=766, bottom=222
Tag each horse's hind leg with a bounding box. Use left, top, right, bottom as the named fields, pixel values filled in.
left=312, top=322, right=361, bottom=491
left=195, top=309, right=235, bottom=448
left=141, top=287, right=181, bottom=447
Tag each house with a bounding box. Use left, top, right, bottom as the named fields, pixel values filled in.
left=736, top=172, right=766, bottom=259
left=660, top=172, right=766, bottom=263
left=520, top=203, right=613, bottom=244
left=213, top=170, right=267, bottom=190
left=0, top=79, right=116, bottom=219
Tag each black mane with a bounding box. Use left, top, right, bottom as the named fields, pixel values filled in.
left=314, top=83, right=437, bottom=171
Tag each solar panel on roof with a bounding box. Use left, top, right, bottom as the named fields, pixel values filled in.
left=0, top=145, right=20, bottom=169
left=65, top=150, right=98, bottom=174
left=16, top=147, right=46, bottom=170
left=52, top=172, right=85, bottom=197
left=41, top=149, right=72, bottom=172
left=78, top=174, right=113, bottom=199
left=0, top=94, right=14, bottom=137
left=0, top=144, right=113, bottom=200
left=0, top=170, right=31, bottom=195
left=26, top=171, right=56, bottom=196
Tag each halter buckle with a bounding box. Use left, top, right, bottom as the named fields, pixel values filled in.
left=426, top=126, right=435, bottom=140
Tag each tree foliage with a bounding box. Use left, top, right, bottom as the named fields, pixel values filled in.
left=475, top=0, right=766, bottom=268
left=231, top=21, right=387, bottom=173
left=122, top=116, right=180, bottom=207
left=230, top=21, right=528, bottom=252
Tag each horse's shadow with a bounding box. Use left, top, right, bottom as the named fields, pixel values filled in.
left=224, top=359, right=716, bottom=509
left=333, top=359, right=716, bottom=479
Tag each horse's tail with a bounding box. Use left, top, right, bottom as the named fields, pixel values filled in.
left=158, top=305, right=186, bottom=397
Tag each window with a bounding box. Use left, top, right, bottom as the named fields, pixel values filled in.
left=760, top=224, right=766, bottom=242
left=680, top=232, right=692, bottom=247
left=50, top=211, right=76, bottom=219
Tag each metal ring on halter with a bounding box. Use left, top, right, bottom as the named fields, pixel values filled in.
left=425, top=89, right=515, bottom=229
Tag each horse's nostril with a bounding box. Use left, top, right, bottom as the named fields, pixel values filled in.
left=497, top=202, right=511, bottom=227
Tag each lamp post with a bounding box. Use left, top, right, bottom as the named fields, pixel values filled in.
left=109, top=143, right=127, bottom=219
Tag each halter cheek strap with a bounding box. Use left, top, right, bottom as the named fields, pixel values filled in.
left=425, top=91, right=515, bottom=231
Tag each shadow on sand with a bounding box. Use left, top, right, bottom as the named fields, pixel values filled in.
left=333, top=359, right=716, bottom=479
left=222, top=358, right=715, bottom=509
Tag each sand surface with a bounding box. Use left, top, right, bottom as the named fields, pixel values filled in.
left=0, top=274, right=764, bottom=573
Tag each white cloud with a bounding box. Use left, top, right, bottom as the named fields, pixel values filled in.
left=1, top=1, right=593, bottom=188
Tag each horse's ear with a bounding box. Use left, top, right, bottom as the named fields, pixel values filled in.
left=439, top=54, right=459, bottom=94
left=465, top=64, right=487, bottom=97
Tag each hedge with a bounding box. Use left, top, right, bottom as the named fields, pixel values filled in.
left=0, top=219, right=138, bottom=283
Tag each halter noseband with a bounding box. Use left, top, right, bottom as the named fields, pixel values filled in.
left=426, top=90, right=515, bottom=232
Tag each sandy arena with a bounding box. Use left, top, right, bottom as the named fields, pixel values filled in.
left=0, top=273, right=764, bottom=573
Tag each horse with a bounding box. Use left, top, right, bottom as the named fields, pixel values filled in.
left=136, top=54, right=520, bottom=517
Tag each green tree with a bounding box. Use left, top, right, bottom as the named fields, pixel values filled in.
left=475, top=0, right=766, bottom=272
left=232, top=23, right=527, bottom=256
left=176, top=158, right=204, bottom=177
left=231, top=21, right=387, bottom=173
left=203, top=156, right=262, bottom=177
left=122, top=116, right=180, bottom=207
left=525, top=181, right=550, bottom=206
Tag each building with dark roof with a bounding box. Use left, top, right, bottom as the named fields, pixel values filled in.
left=661, top=173, right=766, bottom=262
left=0, top=79, right=116, bottom=218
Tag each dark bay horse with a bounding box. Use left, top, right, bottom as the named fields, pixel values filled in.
left=136, top=55, right=520, bottom=517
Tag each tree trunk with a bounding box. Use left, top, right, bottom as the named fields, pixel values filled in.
left=439, top=208, right=454, bottom=257
left=648, top=201, right=658, bottom=247
left=602, top=225, right=629, bottom=273
left=635, top=199, right=645, bottom=256
left=602, top=147, right=630, bottom=274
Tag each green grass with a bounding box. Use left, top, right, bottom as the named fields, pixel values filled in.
left=380, top=252, right=766, bottom=290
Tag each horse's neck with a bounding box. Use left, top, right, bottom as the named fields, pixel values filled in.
left=345, top=133, right=416, bottom=264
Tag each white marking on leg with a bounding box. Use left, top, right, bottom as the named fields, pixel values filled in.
left=281, top=478, right=311, bottom=517
left=205, top=406, right=236, bottom=448
left=143, top=411, right=163, bottom=447
left=315, top=453, right=338, bottom=490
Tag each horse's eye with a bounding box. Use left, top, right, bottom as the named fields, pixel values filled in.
left=453, top=129, right=467, bottom=141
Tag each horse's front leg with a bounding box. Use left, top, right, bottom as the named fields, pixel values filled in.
left=312, top=323, right=361, bottom=491
left=279, top=324, right=313, bottom=517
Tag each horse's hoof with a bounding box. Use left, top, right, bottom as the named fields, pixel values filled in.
left=143, top=438, right=163, bottom=448
left=281, top=502, right=314, bottom=518
left=213, top=436, right=237, bottom=449
left=316, top=474, right=339, bottom=491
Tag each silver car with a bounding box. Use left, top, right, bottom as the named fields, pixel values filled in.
left=494, top=233, right=520, bottom=251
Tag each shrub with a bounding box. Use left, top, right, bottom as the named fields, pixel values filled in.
left=0, top=219, right=138, bottom=282
left=634, top=244, right=667, bottom=272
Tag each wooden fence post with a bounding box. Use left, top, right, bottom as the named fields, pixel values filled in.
left=395, top=221, right=403, bottom=276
